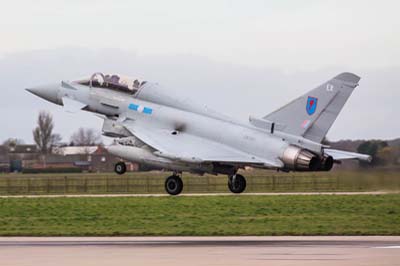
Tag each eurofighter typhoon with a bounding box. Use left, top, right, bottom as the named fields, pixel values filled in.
left=27, top=72, right=371, bottom=195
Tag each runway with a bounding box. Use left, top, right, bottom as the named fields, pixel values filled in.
left=0, top=237, right=399, bottom=266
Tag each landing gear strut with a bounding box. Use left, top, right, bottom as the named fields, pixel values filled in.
left=114, top=162, right=127, bottom=175
left=165, top=174, right=183, bottom=195
left=228, top=174, right=246, bottom=194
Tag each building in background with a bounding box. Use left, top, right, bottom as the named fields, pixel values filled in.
left=0, top=146, right=9, bottom=172
left=0, top=145, right=138, bottom=173
left=8, top=145, right=38, bottom=172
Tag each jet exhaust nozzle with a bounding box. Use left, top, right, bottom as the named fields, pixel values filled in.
left=319, top=155, right=334, bottom=171
left=281, top=145, right=320, bottom=171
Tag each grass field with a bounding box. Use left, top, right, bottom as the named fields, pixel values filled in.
left=0, top=169, right=399, bottom=194
left=0, top=194, right=399, bottom=236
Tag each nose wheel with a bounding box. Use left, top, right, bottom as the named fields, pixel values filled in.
left=114, top=162, right=127, bottom=175
left=228, top=174, right=246, bottom=193
left=165, top=174, right=183, bottom=195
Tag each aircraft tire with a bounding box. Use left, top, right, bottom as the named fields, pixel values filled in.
left=165, top=175, right=183, bottom=195
left=228, top=174, right=246, bottom=193
left=115, top=162, right=127, bottom=175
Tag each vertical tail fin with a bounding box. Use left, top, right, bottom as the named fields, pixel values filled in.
left=263, top=72, right=360, bottom=143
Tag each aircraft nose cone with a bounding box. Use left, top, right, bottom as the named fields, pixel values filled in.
left=26, top=83, right=60, bottom=104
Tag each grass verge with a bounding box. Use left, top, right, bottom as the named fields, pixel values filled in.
left=0, top=194, right=399, bottom=236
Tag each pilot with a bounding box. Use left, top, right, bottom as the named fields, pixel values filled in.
left=133, top=79, right=140, bottom=89
left=110, top=75, right=120, bottom=84
left=104, top=74, right=111, bottom=87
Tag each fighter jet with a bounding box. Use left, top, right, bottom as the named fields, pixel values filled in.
left=27, top=72, right=371, bottom=195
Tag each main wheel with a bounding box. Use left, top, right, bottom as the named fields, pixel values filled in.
left=228, top=174, right=246, bottom=193
left=115, top=162, right=127, bottom=175
left=165, top=175, right=183, bottom=195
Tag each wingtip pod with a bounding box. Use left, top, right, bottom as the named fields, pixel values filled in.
left=334, top=72, right=361, bottom=86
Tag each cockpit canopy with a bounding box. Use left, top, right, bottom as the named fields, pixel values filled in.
left=75, top=72, right=147, bottom=95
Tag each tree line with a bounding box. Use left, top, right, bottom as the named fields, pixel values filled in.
left=357, top=140, right=400, bottom=167
left=3, top=111, right=102, bottom=154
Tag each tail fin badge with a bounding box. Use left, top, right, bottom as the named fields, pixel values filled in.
left=306, top=96, right=318, bottom=115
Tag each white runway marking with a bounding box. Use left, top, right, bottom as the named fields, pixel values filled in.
left=374, top=246, right=400, bottom=249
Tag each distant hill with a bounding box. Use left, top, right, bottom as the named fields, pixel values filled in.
left=329, top=138, right=400, bottom=152
left=388, top=138, right=400, bottom=147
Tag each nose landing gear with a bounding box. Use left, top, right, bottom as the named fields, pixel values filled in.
left=114, top=162, right=127, bottom=175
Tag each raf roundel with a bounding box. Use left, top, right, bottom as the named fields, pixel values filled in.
left=129, top=103, right=153, bottom=115
left=306, top=96, right=318, bottom=115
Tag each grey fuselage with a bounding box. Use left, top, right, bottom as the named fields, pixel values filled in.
left=28, top=72, right=373, bottom=175
left=35, top=80, right=324, bottom=174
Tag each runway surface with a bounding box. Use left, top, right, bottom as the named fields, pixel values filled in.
left=0, top=191, right=396, bottom=198
left=0, top=236, right=399, bottom=266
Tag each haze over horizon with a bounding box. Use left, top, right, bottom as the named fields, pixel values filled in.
left=1, top=0, right=399, bottom=144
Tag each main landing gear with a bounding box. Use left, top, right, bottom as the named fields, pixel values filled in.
left=228, top=174, right=246, bottom=194
left=165, top=174, right=183, bottom=195
left=114, top=162, right=246, bottom=195
left=163, top=173, right=246, bottom=195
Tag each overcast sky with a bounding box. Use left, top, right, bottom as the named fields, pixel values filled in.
left=1, top=0, right=399, bottom=143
